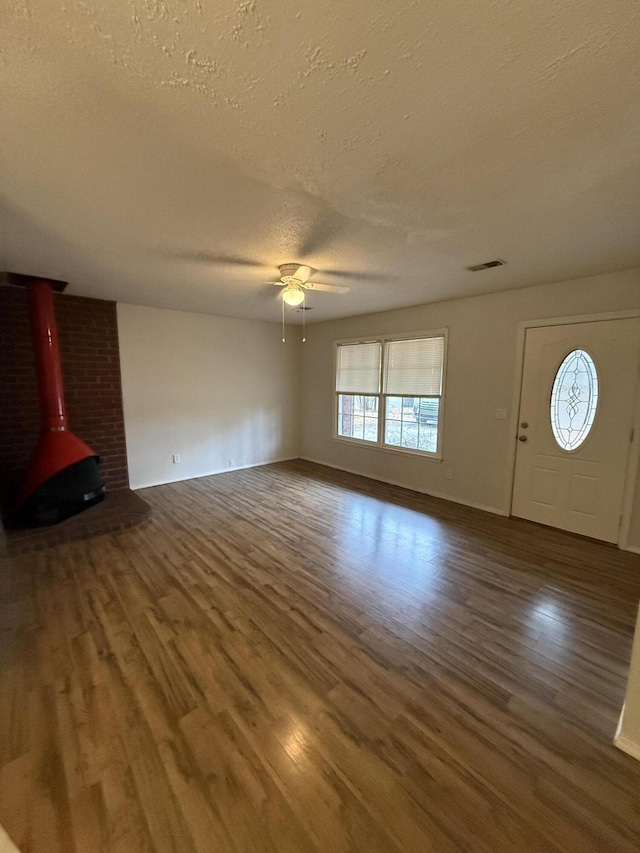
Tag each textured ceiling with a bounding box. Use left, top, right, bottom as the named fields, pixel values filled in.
left=1, top=0, right=640, bottom=324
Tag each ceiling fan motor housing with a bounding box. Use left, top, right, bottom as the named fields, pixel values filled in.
left=279, top=264, right=315, bottom=284
left=274, top=264, right=349, bottom=297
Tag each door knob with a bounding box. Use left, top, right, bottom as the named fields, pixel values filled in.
left=518, top=435, right=527, bottom=442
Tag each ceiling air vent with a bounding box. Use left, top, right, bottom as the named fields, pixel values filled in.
left=466, top=259, right=506, bottom=272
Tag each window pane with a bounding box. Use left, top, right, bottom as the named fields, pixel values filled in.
left=337, top=395, right=378, bottom=442
left=384, top=337, right=444, bottom=396
left=413, top=397, right=440, bottom=427
left=385, top=396, right=403, bottom=421
left=385, top=396, right=439, bottom=454
left=401, top=419, right=419, bottom=450
left=336, top=343, right=382, bottom=394
left=384, top=396, right=418, bottom=449
left=417, top=397, right=439, bottom=453
left=364, top=418, right=378, bottom=441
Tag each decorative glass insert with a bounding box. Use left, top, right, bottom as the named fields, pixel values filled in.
left=550, top=350, right=598, bottom=451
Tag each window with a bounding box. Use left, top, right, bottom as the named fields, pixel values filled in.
left=336, top=341, right=381, bottom=444
left=335, top=332, right=446, bottom=457
left=550, top=349, right=598, bottom=451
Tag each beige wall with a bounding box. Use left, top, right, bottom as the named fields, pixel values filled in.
left=118, top=303, right=300, bottom=489
left=300, top=267, right=640, bottom=547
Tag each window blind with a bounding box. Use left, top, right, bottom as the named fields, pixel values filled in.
left=384, top=336, right=444, bottom=396
left=335, top=342, right=382, bottom=394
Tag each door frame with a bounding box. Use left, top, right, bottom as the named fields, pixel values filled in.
left=506, top=309, right=640, bottom=551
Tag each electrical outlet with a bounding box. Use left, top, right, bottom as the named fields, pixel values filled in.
left=228, top=458, right=235, bottom=467
left=495, top=408, right=508, bottom=420
left=445, top=468, right=453, bottom=480
left=172, top=453, right=180, bottom=463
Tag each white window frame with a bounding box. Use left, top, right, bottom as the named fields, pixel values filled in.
left=333, top=329, right=448, bottom=461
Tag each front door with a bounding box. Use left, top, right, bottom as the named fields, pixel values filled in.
left=511, top=318, right=640, bottom=542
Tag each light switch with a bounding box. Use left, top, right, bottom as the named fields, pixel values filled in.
left=495, top=408, right=508, bottom=420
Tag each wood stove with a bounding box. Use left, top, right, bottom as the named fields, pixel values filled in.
left=14, top=278, right=105, bottom=526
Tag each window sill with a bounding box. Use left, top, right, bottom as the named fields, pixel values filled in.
left=333, top=435, right=443, bottom=462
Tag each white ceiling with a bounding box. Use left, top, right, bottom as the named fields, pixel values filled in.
left=2, top=0, right=640, bottom=324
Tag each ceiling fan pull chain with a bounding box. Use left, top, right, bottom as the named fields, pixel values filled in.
left=282, top=295, right=286, bottom=343
left=302, top=298, right=306, bottom=343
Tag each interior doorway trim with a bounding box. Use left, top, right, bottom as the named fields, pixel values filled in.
left=506, top=309, right=640, bottom=550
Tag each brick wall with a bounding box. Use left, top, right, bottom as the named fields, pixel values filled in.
left=0, top=286, right=129, bottom=500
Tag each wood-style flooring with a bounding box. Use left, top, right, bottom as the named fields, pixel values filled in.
left=1, top=459, right=640, bottom=852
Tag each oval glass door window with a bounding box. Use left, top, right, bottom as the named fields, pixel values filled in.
left=550, top=349, right=598, bottom=451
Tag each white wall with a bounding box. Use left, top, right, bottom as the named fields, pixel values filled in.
left=118, top=304, right=300, bottom=489
left=300, top=267, right=640, bottom=547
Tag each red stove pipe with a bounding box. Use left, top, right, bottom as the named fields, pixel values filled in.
left=16, top=279, right=104, bottom=521
left=28, top=279, right=67, bottom=431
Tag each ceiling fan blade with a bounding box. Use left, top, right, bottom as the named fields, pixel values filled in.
left=306, top=282, right=350, bottom=294
left=297, top=208, right=348, bottom=256
left=161, top=250, right=267, bottom=268
left=322, top=268, right=397, bottom=282
left=294, top=264, right=313, bottom=283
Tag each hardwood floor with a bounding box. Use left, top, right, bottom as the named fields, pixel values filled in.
left=1, top=459, right=640, bottom=852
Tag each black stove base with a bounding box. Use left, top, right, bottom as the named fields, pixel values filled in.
left=14, top=457, right=105, bottom=528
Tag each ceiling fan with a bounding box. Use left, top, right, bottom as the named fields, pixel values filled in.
left=273, top=264, right=349, bottom=306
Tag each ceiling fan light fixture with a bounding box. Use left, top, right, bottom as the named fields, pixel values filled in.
left=282, top=285, right=305, bottom=306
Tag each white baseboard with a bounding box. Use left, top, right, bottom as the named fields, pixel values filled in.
left=614, top=732, right=640, bottom=762
left=613, top=707, right=640, bottom=762
left=299, top=456, right=506, bottom=517
left=132, top=456, right=298, bottom=491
